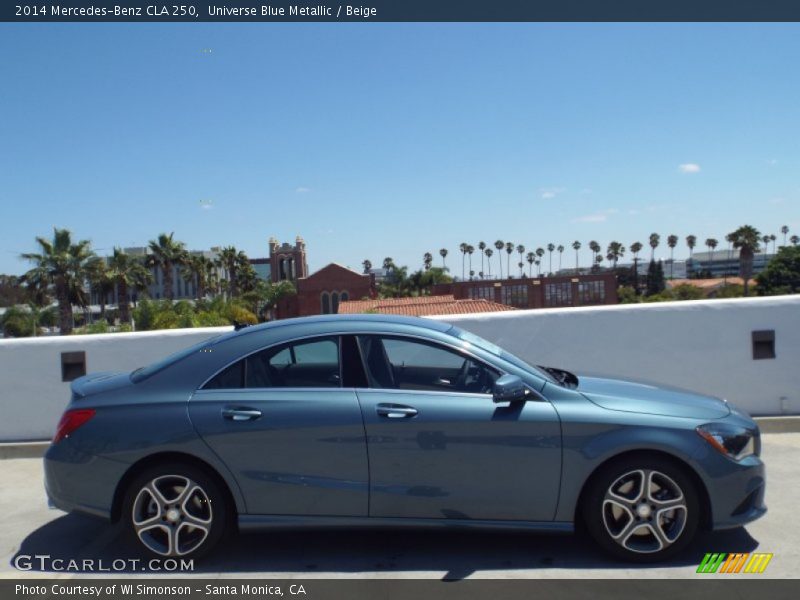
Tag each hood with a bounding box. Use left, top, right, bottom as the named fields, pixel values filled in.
left=70, top=371, right=132, bottom=399
left=576, top=375, right=730, bottom=420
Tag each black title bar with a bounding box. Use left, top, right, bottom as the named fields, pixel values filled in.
left=4, top=1, right=800, bottom=22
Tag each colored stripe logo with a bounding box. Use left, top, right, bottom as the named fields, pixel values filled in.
left=697, top=552, right=773, bottom=574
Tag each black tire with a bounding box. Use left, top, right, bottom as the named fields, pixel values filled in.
left=122, top=461, right=230, bottom=559
left=581, top=455, right=700, bottom=562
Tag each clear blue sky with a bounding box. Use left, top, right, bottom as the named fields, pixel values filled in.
left=1, top=23, right=798, bottom=276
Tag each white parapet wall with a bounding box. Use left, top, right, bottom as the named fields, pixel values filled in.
left=433, top=295, right=800, bottom=418
left=1, top=296, right=798, bottom=442
left=1, top=327, right=230, bottom=442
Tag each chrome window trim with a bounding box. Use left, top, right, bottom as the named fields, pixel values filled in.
left=194, top=330, right=515, bottom=394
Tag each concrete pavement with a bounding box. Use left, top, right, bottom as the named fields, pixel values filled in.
left=2, top=434, right=798, bottom=580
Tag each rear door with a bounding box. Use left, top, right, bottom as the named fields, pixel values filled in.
left=189, top=336, right=369, bottom=516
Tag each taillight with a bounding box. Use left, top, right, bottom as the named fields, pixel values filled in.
left=53, top=409, right=96, bottom=444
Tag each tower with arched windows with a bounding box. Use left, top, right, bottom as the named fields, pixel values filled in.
left=268, top=236, right=308, bottom=283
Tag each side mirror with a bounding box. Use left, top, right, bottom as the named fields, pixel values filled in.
left=493, top=374, right=527, bottom=404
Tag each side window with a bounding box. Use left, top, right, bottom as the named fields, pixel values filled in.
left=201, top=337, right=341, bottom=390
left=358, top=336, right=499, bottom=394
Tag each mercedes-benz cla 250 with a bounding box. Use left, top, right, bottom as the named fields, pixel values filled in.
left=44, top=314, right=766, bottom=561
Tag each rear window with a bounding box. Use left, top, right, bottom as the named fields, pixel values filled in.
left=130, top=336, right=220, bottom=383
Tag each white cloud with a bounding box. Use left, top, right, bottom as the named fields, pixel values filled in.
left=540, top=186, right=566, bottom=200
left=295, top=187, right=311, bottom=193
left=678, top=163, right=701, bottom=173
left=766, top=159, right=778, bottom=166
left=199, top=199, right=213, bottom=210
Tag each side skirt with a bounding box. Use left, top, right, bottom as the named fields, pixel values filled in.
left=238, top=514, right=574, bottom=534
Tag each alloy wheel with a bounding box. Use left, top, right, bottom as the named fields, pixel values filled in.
left=601, top=469, right=689, bottom=554
left=131, top=474, right=213, bottom=557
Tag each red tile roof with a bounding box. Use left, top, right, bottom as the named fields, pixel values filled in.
left=338, top=294, right=517, bottom=316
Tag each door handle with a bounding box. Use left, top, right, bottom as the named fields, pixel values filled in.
left=222, top=407, right=262, bottom=421
left=376, top=404, right=418, bottom=419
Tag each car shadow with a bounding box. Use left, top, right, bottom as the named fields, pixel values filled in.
left=12, top=513, right=760, bottom=580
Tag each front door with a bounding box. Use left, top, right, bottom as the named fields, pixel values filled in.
left=189, top=336, right=368, bottom=516
left=355, top=335, right=561, bottom=522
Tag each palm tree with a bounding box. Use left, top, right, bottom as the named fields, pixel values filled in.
left=147, top=232, right=186, bottom=300
left=218, top=246, right=248, bottom=299
left=439, top=248, right=448, bottom=270
left=769, top=234, right=777, bottom=255
left=516, top=244, right=525, bottom=277
left=557, top=244, right=564, bottom=272
left=526, top=252, right=535, bottom=277
left=362, top=259, right=372, bottom=274
left=667, top=235, right=678, bottom=279
left=606, top=241, right=625, bottom=268
left=478, top=241, right=486, bottom=278
left=459, top=242, right=468, bottom=280
left=108, top=248, right=153, bottom=324
left=383, top=257, right=395, bottom=270
left=781, top=226, right=789, bottom=247
left=422, top=253, right=433, bottom=271
left=724, top=233, right=736, bottom=283
left=546, top=243, right=555, bottom=275
left=535, top=248, right=545, bottom=275
left=466, top=245, right=475, bottom=278
left=705, top=238, right=718, bottom=268
left=761, top=235, right=771, bottom=257
left=589, top=240, right=600, bottom=265
left=728, top=226, right=761, bottom=296
left=572, top=241, right=581, bottom=271
left=86, top=257, right=114, bottom=320
left=649, top=233, right=660, bottom=261
left=485, top=248, right=494, bottom=277
left=494, top=240, right=504, bottom=278
left=686, top=235, right=697, bottom=259
left=505, top=242, right=514, bottom=279
left=21, top=227, right=94, bottom=335
left=630, top=241, right=643, bottom=293
left=535, top=258, right=542, bottom=276
left=791, top=235, right=800, bottom=246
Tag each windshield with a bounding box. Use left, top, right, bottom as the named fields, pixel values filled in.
left=449, top=326, right=556, bottom=383
left=130, top=335, right=221, bottom=383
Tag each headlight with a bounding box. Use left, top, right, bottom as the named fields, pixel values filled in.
left=696, top=423, right=756, bottom=461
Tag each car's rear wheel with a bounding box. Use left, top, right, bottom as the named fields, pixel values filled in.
left=123, top=462, right=228, bottom=558
left=582, top=455, right=700, bottom=562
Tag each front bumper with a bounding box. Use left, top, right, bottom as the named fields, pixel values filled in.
left=703, top=453, right=767, bottom=530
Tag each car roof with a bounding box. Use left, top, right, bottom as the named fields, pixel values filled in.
left=226, top=313, right=454, bottom=341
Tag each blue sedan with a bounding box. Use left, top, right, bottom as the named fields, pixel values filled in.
left=44, top=314, right=766, bottom=561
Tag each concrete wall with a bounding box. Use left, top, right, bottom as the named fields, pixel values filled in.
left=1, top=296, right=798, bottom=442
left=435, top=296, right=800, bottom=418
left=1, top=328, right=230, bottom=442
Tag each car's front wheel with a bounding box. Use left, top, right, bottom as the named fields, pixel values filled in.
left=123, top=462, right=229, bottom=558
left=582, top=455, right=700, bottom=562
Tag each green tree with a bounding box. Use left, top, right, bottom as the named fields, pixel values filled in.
left=439, top=248, right=448, bottom=270
left=108, top=247, right=152, bottom=325
left=466, top=245, right=475, bottom=278
left=478, top=242, right=486, bottom=278
left=686, top=235, right=697, bottom=259
left=218, top=245, right=248, bottom=298
left=21, top=227, right=95, bottom=335
left=546, top=243, right=555, bottom=275
left=589, top=240, right=600, bottom=265
left=646, top=259, right=665, bottom=296
left=606, top=241, right=625, bottom=268
left=505, top=242, right=514, bottom=279
left=630, top=241, right=643, bottom=294
left=756, top=245, right=800, bottom=296
left=648, top=233, right=660, bottom=262
left=362, top=259, right=372, bottom=274
left=667, top=235, right=678, bottom=279
left=422, top=253, right=432, bottom=271
left=557, top=244, right=565, bottom=272
left=526, top=251, right=535, bottom=277
left=147, top=232, right=186, bottom=300
left=516, top=244, right=525, bottom=277
left=494, top=240, right=504, bottom=278
left=728, top=225, right=761, bottom=296
left=780, top=225, right=789, bottom=248
left=572, top=240, right=581, bottom=271
left=484, top=247, right=494, bottom=277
